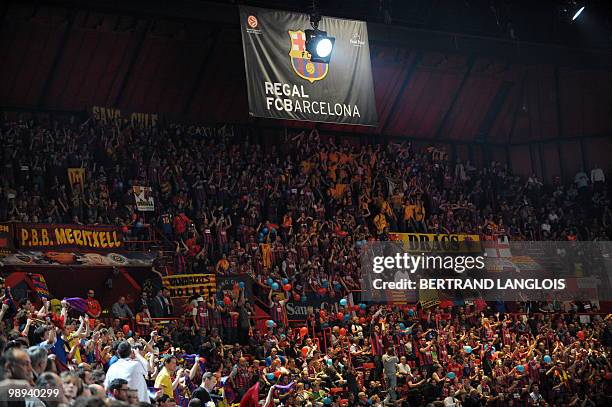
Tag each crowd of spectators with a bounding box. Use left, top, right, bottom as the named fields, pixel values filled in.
left=0, top=117, right=611, bottom=406
left=1, top=118, right=610, bottom=302
left=0, top=281, right=611, bottom=407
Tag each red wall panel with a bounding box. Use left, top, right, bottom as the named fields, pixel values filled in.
left=0, top=3, right=611, bottom=162
left=0, top=11, right=66, bottom=107
left=582, top=137, right=612, bottom=172
left=509, top=145, right=532, bottom=177
left=541, top=142, right=561, bottom=182
left=559, top=140, right=583, bottom=179
left=489, top=146, right=507, bottom=165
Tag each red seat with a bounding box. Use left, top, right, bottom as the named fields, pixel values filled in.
left=362, top=362, right=375, bottom=369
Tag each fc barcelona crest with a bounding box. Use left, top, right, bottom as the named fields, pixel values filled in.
left=288, top=30, right=329, bottom=83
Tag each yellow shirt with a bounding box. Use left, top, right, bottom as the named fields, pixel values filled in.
left=373, top=214, right=388, bottom=234
left=260, top=243, right=272, bottom=268
left=68, top=333, right=82, bottom=364
left=300, top=160, right=313, bottom=174
left=330, top=183, right=348, bottom=199
left=403, top=205, right=416, bottom=221
left=217, top=258, right=229, bottom=271
left=340, top=153, right=353, bottom=164
left=414, top=204, right=425, bottom=222
left=154, top=367, right=173, bottom=398
left=380, top=200, right=393, bottom=216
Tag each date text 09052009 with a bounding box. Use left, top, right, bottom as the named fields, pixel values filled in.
left=2, top=388, right=61, bottom=401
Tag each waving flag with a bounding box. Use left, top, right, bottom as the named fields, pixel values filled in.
left=239, top=382, right=259, bottom=407
left=29, top=274, right=50, bottom=299
left=63, top=297, right=88, bottom=313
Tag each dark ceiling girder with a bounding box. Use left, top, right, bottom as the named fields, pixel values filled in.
left=113, top=19, right=151, bottom=106
left=36, top=0, right=612, bottom=69
left=476, top=80, right=513, bottom=142
left=380, top=51, right=423, bottom=135
left=182, top=30, right=219, bottom=115
left=554, top=65, right=563, bottom=139
left=0, top=1, right=9, bottom=30
left=553, top=65, right=566, bottom=176
left=507, top=68, right=528, bottom=144
left=434, top=55, right=476, bottom=139
left=36, top=9, right=76, bottom=108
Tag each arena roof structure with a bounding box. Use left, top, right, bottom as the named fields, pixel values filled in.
left=1, top=0, right=611, bottom=177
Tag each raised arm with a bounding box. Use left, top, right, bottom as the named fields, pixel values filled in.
left=189, top=358, right=199, bottom=381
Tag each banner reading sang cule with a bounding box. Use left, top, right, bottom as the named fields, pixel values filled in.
left=239, top=6, right=378, bottom=126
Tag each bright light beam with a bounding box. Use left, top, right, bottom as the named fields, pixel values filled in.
left=572, top=6, right=585, bottom=21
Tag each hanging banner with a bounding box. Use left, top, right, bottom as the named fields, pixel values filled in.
left=388, top=233, right=480, bottom=252
left=162, top=274, right=216, bottom=299
left=284, top=294, right=337, bottom=320
left=67, top=168, right=86, bottom=191
left=239, top=6, right=378, bottom=126
left=133, top=186, right=155, bottom=212
left=0, top=223, right=14, bottom=255
left=16, top=224, right=124, bottom=251
left=91, top=106, right=159, bottom=128
left=0, top=250, right=155, bottom=267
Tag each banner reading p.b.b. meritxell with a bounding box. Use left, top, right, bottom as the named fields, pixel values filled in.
left=239, top=6, right=378, bottom=126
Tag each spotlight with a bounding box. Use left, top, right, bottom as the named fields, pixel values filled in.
left=305, top=29, right=335, bottom=63
left=571, top=5, right=585, bottom=21
left=316, top=38, right=333, bottom=58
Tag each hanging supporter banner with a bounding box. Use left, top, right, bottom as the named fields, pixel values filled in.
left=162, top=274, right=216, bottom=299
left=133, top=186, right=155, bottom=212
left=285, top=294, right=336, bottom=320
left=91, top=106, right=159, bottom=128
left=0, top=223, right=14, bottom=255
left=389, top=233, right=480, bottom=252
left=419, top=289, right=441, bottom=309
left=67, top=168, right=86, bottom=191
left=1, top=250, right=155, bottom=267
left=239, top=6, right=378, bottom=126
left=16, top=224, right=124, bottom=251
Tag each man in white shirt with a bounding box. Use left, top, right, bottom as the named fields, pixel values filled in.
left=591, top=166, right=605, bottom=192
left=382, top=347, right=399, bottom=404
left=397, top=356, right=411, bottom=377
left=591, top=166, right=605, bottom=183
left=444, top=395, right=460, bottom=406
left=529, top=384, right=544, bottom=405
left=104, top=341, right=150, bottom=402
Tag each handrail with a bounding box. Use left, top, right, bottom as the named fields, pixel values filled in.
left=150, top=225, right=178, bottom=251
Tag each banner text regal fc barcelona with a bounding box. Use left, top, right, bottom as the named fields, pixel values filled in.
left=239, top=6, right=378, bottom=126
left=17, top=224, right=123, bottom=251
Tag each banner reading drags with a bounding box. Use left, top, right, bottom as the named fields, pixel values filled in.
left=239, top=6, right=377, bottom=126
left=389, top=233, right=480, bottom=252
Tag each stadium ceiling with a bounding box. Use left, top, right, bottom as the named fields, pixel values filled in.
left=1, top=0, right=612, bottom=144
left=31, top=0, right=612, bottom=66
